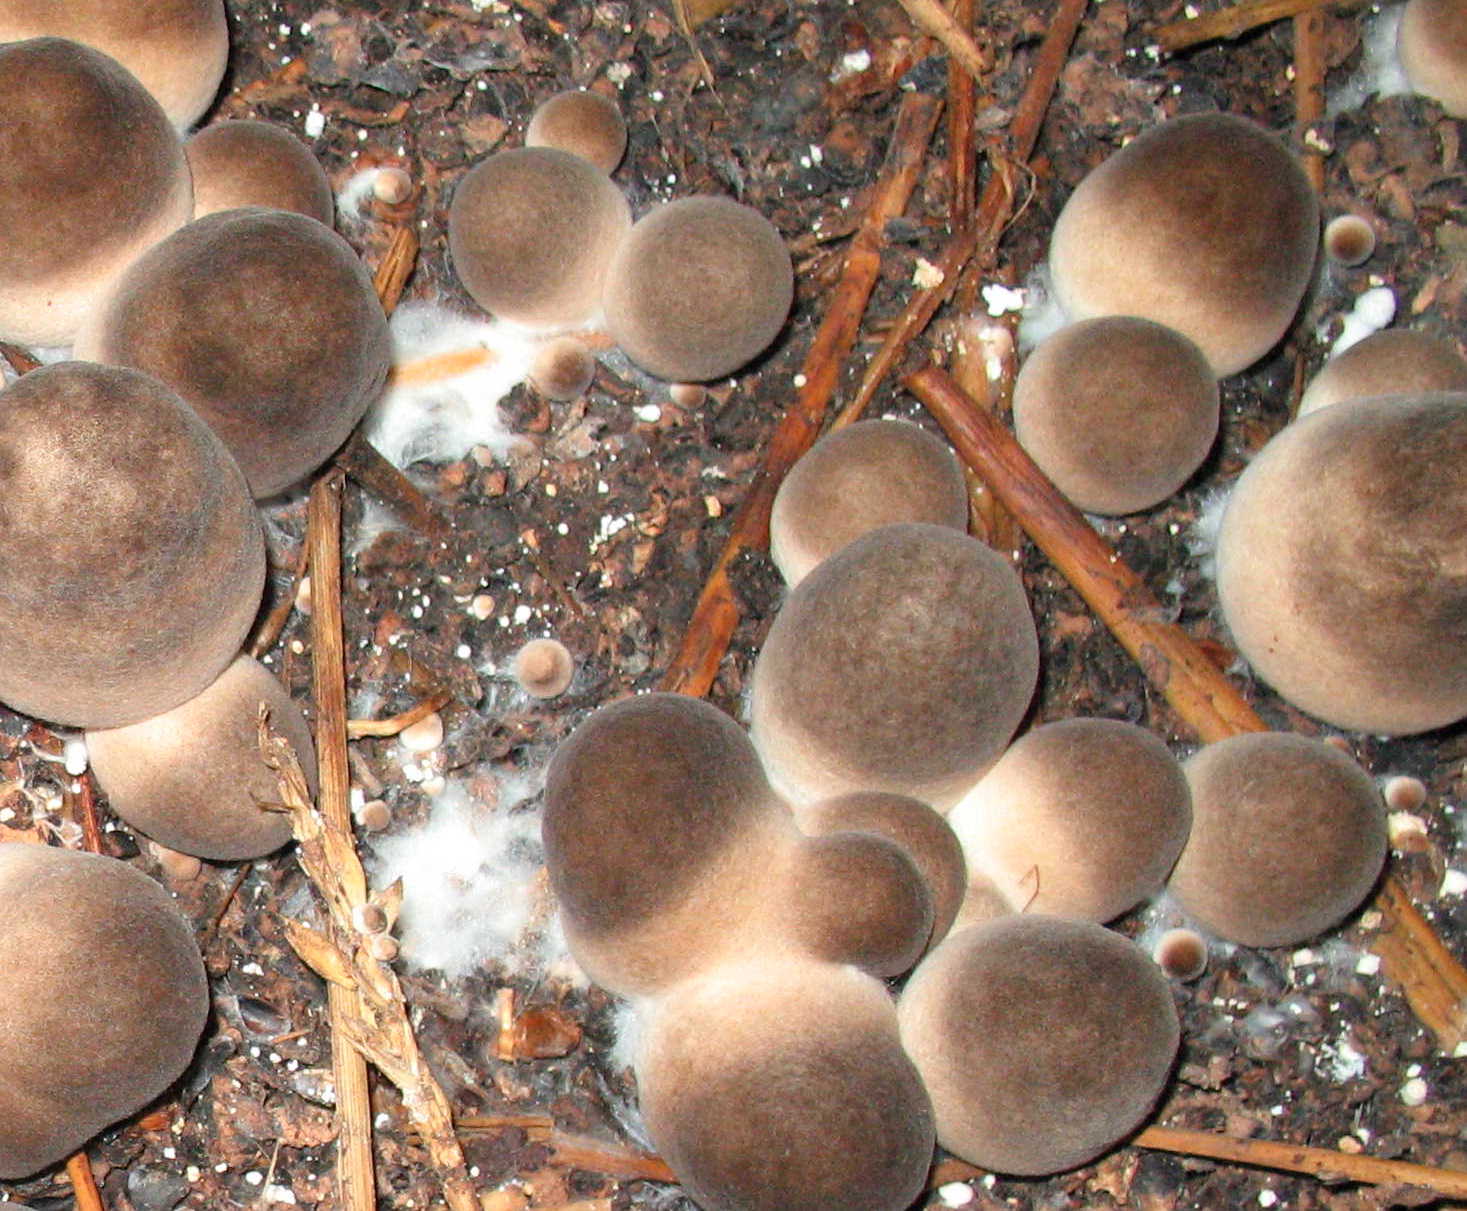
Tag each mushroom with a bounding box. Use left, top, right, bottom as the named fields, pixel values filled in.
left=1153, top=927, right=1209, bottom=981
left=897, top=915, right=1179, bottom=1176
left=185, top=119, right=335, bottom=224
left=1214, top=391, right=1467, bottom=733
left=634, top=956, right=935, bottom=1211
left=1397, top=0, right=1467, bottom=118
left=86, top=655, right=317, bottom=861
left=1297, top=329, right=1467, bottom=416
left=602, top=196, right=794, bottom=382
left=74, top=207, right=392, bottom=499
left=1322, top=214, right=1377, bottom=267
left=0, top=362, right=264, bottom=729
left=0, top=844, right=209, bottom=1178
left=448, top=146, right=632, bottom=332
left=749, top=523, right=1039, bottom=811
left=513, top=638, right=576, bottom=698
left=946, top=718, right=1193, bottom=923
left=1048, top=112, right=1319, bottom=377
left=0, top=37, right=192, bottom=347
left=1012, top=317, right=1220, bottom=514
left=1167, top=732, right=1387, bottom=947
left=769, top=418, right=969, bottom=586
left=528, top=337, right=597, bottom=402
left=525, top=89, right=628, bottom=174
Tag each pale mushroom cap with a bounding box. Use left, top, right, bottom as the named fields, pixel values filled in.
left=1168, top=733, right=1387, bottom=947
left=636, top=957, right=935, bottom=1211
left=603, top=196, right=794, bottom=382
left=0, top=37, right=192, bottom=347
left=513, top=637, right=576, bottom=698
left=186, top=120, right=335, bottom=225
left=527, top=338, right=596, bottom=403
left=898, top=916, right=1179, bottom=1176
left=947, top=718, right=1192, bottom=923
left=1398, top=0, right=1467, bottom=118
left=448, top=146, right=632, bottom=331
left=1297, top=330, right=1467, bottom=417
left=1215, top=392, right=1467, bottom=733
left=525, top=89, right=628, bottom=175
left=76, top=207, right=392, bottom=498
left=1322, top=214, right=1377, bottom=267
left=770, top=418, right=970, bottom=586
left=750, top=523, right=1039, bottom=811
left=1013, top=317, right=1220, bottom=514
left=1048, top=112, right=1319, bottom=377
left=1154, top=927, right=1209, bottom=981
left=0, top=362, right=264, bottom=729
left=0, top=845, right=208, bottom=1178
left=87, top=655, right=317, bottom=861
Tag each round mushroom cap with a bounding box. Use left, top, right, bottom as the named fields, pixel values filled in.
left=1215, top=392, right=1467, bottom=733
left=636, top=957, right=935, bottom=1211
left=1013, top=317, right=1220, bottom=515
left=0, top=362, right=264, bottom=729
left=770, top=418, right=970, bottom=586
left=75, top=207, right=392, bottom=498
left=1322, top=214, right=1377, bottom=267
left=898, top=915, right=1179, bottom=1176
left=86, top=655, right=317, bottom=861
left=750, top=523, right=1039, bottom=811
left=0, top=845, right=208, bottom=1179
left=448, top=146, right=632, bottom=332
left=0, top=37, right=192, bottom=347
left=1168, top=733, right=1387, bottom=947
left=513, top=637, right=576, bottom=698
left=1297, top=329, right=1467, bottom=417
left=1398, top=0, right=1467, bottom=118
left=525, top=89, right=628, bottom=175
left=603, top=196, right=794, bottom=382
left=946, top=718, right=1193, bottom=923
left=1153, top=927, right=1209, bottom=981
left=1048, top=112, right=1320, bottom=377
left=185, top=120, right=335, bottom=225
left=528, top=337, right=597, bottom=402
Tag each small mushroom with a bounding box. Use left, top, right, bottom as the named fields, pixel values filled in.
left=898, top=915, right=1179, bottom=1176
left=602, top=196, right=794, bottom=382
left=1322, top=214, right=1377, bottom=267
left=185, top=119, right=335, bottom=224
left=513, top=638, right=575, bottom=698
left=525, top=89, right=628, bottom=174
left=1153, top=927, right=1208, bottom=981
left=1397, top=0, right=1467, bottom=118
left=528, top=338, right=597, bottom=402
left=769, top=419, right=969, bottom=586
left=1297, top=329, right=1467, bottom=416
left=1167, top=732, right=1387, bottom=947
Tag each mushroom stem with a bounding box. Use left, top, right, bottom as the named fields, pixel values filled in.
left=1150, top=0, right=1363, bottom=54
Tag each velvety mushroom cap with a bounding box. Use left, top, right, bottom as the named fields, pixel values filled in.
left=1048, top=112, right=1319, bottom=376
left=898, top=916, right=1179, bottom=1176
left=603, top=196, right=794, bottom=382
left=75, top=207, right=392, bottom=498
left=947, top=718, right=1192, bottom=923
left=1168, top=733, right=1387, bottom=947
left=750, top=523, right=1039, bottom=811
left=636, top=957, right=935, bottom=1211
left=0, top=37, right=192, bottom=347
left=1323, top=214, right=1377, bottom=267
left=770, top=419, right=970, bottom=586
left=1297, top=330, right=1467, bottom=417
left=86, top=656, right=317, bottom=861
left=448, top=147, right=632, bottom=331
left=525, top=89, right=628, bottom=174
left=186, top=120, right=335, bottom=224
left=0, top=362, right=264, bottom=729
left=1013, top=317, right=1220, bottom=514
left=1215, top=392, right=1467, bottom=733
left=528, top=337, right=597, bottom=402
left=1398, top=0, right=1467, bottom=118
left=0, top=845, right=208, bottom=1179
left=513, top=637, right=576, bottom=698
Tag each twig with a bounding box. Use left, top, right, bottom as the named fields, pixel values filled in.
left=390, top=347, right=497, bottom=387
left=946, top=0, right=980, bottom=223
left=1293, top=8, right=1327, bottom=191
left=250, top=542, right=311, bottom=659
left=372, top=225, right=420, bottom=316
left=1150, top=0, right=1365, bottom=54
left=949, top=313, right=1020, bottom=552
left=66, top=1150, right=105, bottom=1211
left=894, top=0, right=994, bottom=80
left=548, top=1133, right=677, bottom=1184
left=346, top=690, right=452, bottom=739
left=1373, top=879, right=1467, bottom=1053
left=334, top=432, right=452, bottom=540
left=0, top=341, right=40, bottom=375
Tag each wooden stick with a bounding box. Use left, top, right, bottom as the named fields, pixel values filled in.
left=0, top=341, right=39, bottom=375
left=945, top=0, right=980, bottom=223
left=66, top=1150, right=105, bottom=1211
left=1150, top=0, right=1364, bottom=53
left=1293, top=8, right=1327, bottom=191
left=250, top=542, right=311, bottom=660
left=894, top=0, right=994, bottom=79
left=389, top=347, right=496, bottom=388
left=335, top=432, right=451, bottom=540
left=346, top=690, right=452, bottom=739
left=657, top=90, right=944, bottom=697
left=372, top=225, right=420, bottom=316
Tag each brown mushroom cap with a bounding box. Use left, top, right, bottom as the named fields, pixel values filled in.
left=86, top=655, right=317, bottom=861
left=525, top=89, right=628, bottom=175
left=527, top=337, right=597, bottom=402
left=1168, top=733, right=1387, bottom=947
left=0, top=37, right=192, bottom=347
left=0, top=362, right=264, bottom=729
left=448, top=147, right=631, bottom=332
left=1215, top=392, right=1467, bottom=733
left=513, top=637, right=576, bottom=698
left=770, top=419, right=970, bottom=586
left=75, top=207, right=391, bottom=498
left=0, top=845, right=208, bottom=1178
left=185, top=120, right=335, bottom=225
left=1322, top=214, right=1377, bottom=267
left=947, top=718, right=1193, bottom=924
left=1297, top=330, right=1467, bottom=417
left=1153, top=927, right=1209, bottom=981
left=1397, top=0, right=1467, bottom=118
left=603, top=196, right=794, bottom=382
left=1048, top=112, right=1319, bottom=377
left=636, top=957, right=935, bottom=1211
left=750, top=523, right=1039, bottom=811
left=898, top=915, right=1179, bottom=1176
left=1013, top=317, right=1220, bottom=514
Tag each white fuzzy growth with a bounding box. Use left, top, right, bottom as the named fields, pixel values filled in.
left=336, top=166, right=393, bottom=224
left=1189, top=485, right=1232, bottom=583
left=1329, top=5, right=1412, bottom=116
left=1327, top=286, right=1397, bottom=357
left=1015, top=262, right=1070, bottom=354
left=348, top=497, right=405, bottom=557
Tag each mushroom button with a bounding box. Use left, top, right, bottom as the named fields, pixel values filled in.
left=1297, top=329, right=1467, bottom=417
left=513, top=637, right=576, bottom=698
left=185, top=120, right=335, bottom=225
left=1322, top=214, right=1377, bottom=267
left=526, top=89, right=628, bottom=175
left=1397, top=0, right=1467, bottom=118
left=527, top=338, right=597, bottom=403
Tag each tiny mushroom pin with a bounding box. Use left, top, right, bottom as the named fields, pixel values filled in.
left=525, top=89, right=628, bottom=175
left=185, top=119, right=335, bottom=224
